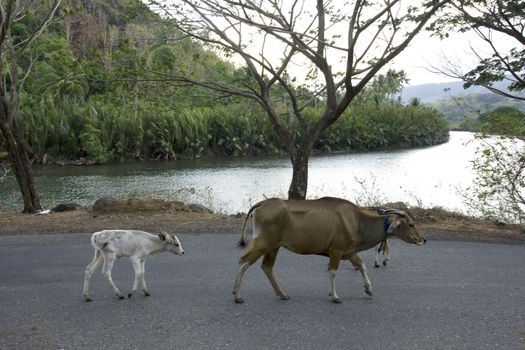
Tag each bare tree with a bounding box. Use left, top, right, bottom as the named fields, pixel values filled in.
left=429, top=0, right=524, bottom=101
left=149, top=0, right=449, bottom=199
left=0, top=0, right=61, bottom=212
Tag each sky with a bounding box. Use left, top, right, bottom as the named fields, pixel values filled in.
left=391, top=30, right=497, bottom=87
left=157, top=1, right=517, bottom=88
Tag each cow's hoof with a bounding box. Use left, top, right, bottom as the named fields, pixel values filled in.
left=280, top=295, right=290, bottom=301
left=365, top=289, right=373, bottom=296
left=144, top=291, right=151, bottom=297
left=374, top=263, right=380, bottom=268
left=331, top=298, right=342, bottom=304
left=84, top=297, right=92, bottom=302
left=383, top=261, right=387, bottom=266
left=117, top=294, right=125, bottom=300
left=235, top=297, right=244, bottom=304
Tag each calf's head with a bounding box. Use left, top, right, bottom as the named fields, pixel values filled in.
left=159, top=231, right=185, bottom=255
left=386, top=212, right=426, bottom=246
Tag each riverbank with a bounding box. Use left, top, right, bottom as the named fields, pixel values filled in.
left=1, top=204, right=523, bottom=243
left=0, top=132, right=484, bottom=215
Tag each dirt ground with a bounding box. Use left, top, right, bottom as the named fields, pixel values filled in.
left=1, top=205, right=524, bottom=243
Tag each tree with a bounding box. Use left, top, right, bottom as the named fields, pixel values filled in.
left=430, top=0, right=524, bottom=100
left=0, top=0, right=61, bottom=213
left=354, top=69, right=409, bottom=106
left=466, top=135, right=525, bottom=223
left=150, top=0, right=449, bottom=199
left=462, top=107, right=525, bottom=223
left=480, top=106, right=525, bottom=137
left=409, top=97, right=422, bottom=106
left=29, top=37, right=87, bottom=154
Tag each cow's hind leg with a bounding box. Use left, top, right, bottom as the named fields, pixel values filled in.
left=349, top=254, right=373, bottom=296
left=233, top=243, right=269, bottom=304
left=328, top=252, right=343, bottom=303
left=261, top=248, right=289, bottom=300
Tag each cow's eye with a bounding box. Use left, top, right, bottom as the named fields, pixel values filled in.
left=174, top=243, right=180, bottom=247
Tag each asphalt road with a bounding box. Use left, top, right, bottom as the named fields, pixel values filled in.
left=0, top=232, right=524, bottom=350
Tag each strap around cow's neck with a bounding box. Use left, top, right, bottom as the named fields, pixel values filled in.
left=383, top=215, right=390, bottom=236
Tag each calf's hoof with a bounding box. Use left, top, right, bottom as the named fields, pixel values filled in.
left=128, top=292, right=134, bottom=299
left=374, top=263, right=380, bottom=268
left=280, top=295, right=290, bottom=301
left=365, top=289, right=373, bottom=296
left=383, top=261, right=387, bottom=266
left=84, top=297, right=92, bottom=302
left=235, top=297, right=244, bottom=304
left=117, top=294, right=125, bottom=300
left=331, top=298, right=343, bottom=304
left=144, top=291, right=151, bottom=297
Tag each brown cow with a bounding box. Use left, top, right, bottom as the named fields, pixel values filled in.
left=233, top=197, right=425, bottom=303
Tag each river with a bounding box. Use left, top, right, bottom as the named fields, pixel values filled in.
left=1, top=131, right=481, bottom=214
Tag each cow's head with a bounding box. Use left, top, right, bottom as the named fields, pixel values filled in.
left=384, top=210, right=426, bottom=245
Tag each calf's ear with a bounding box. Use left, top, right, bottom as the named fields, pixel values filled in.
left=158, top=231, right=167, bottom=241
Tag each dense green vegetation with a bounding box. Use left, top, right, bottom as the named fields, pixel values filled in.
left=432, top=93, right=525, bottom=130
left=17, top=96, right=449, bottom=163
left=2, top=0, right=449, bottom=165
left=453, top=105, right=525, bottom=135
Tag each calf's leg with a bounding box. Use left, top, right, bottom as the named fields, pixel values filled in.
left=83, top=250, right=103, bottom=302
left=140, top=260, right=150, bottom=296
left=374, top=245, right=381, bottom=268
left=128, top=257, right=142, bottom=298
left=102, top=252, right=125, bottom=300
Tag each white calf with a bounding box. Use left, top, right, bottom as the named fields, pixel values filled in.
left=83, top=230, right=184, bottom=302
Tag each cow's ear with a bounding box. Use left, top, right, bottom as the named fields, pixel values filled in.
left=158, top=232, right=167, bottom=241
left=387, top=219, right=402, bottom=234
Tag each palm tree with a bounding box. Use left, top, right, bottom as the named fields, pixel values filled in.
left=31, top=39, right=87, bottom=153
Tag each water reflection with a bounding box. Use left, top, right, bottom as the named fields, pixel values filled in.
left=1, top=131, right=479, bottom=214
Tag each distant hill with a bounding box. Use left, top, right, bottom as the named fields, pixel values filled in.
left=401, top=80, right=515, bottom=104
left=401, top=80, right=525, bottom=128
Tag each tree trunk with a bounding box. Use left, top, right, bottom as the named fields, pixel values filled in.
left=288, top=148, right=310, bottom=200
left=0, top=110, right=42, bottom=213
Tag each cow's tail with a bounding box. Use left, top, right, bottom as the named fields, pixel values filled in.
left=238, top=201, right=264, bottom=247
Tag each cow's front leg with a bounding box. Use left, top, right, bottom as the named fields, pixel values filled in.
left=328, top=252, right=343, bottom=303
left=349, top=254, right=373, bottom=296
